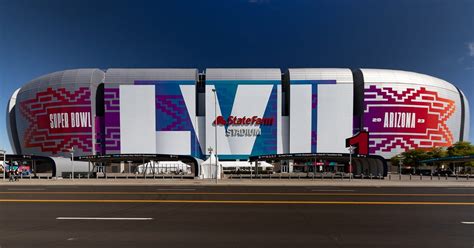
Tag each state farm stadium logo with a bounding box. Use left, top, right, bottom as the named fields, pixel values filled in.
left=213, top=116, right=274, bottom=137
left=364, top=85, right=455, bottom=153
left=19, top=87, right=93, bottom=154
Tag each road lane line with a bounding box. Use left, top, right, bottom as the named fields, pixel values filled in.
left=311, top=190, right=355, bottom=192
left=7, top=188, right=45, bottom=191
left=1, top=199, right=473, bottom=205
left=57, top=217, right=153, bottom=220
left=46, top=186, right=79, bottom=189
left=0, top=192, right=473, bottom=197
left=156, top=189, right=196, bottom=191
left=461, top=222, right=474, bottom=224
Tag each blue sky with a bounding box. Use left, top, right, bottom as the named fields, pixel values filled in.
left=0, top=0, right=473, bottom=153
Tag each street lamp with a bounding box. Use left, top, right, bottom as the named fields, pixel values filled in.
left=70, top=147, right=74, bottom=180
left=348, top=146, right=355, bottom=180
left=211, top=88, right=218, bottom=184
left=0, top=149, right=6, bottom=181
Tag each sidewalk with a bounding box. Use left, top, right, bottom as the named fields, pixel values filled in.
left=0, top=177, right=473, bottom=187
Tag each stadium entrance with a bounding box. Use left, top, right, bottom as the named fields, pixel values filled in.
left=249, top=153, right=387, bottom=178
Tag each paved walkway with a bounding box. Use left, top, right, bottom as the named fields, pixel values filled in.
left=0, top=177, right=472, bottom=187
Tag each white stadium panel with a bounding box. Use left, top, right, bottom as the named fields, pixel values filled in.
left=289, top=84, right=312, bottom=153
left=360, top=69, right=458, bottom=92
left=156, top=131, right=191, bottom=155
left=317, top=84, right=353, bottom=153
left=287, top=68, right=353, bottom=83
left=288, top=68, right=354, bottom=154
left=119, top=85, right=156, bottom=154
left=206, top=68, right=281, bottom=80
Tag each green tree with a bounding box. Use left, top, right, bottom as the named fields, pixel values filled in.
left=400, top=148, right=429, bottom=167
left=390, top=154, right=403, bottom=167
left=426, top=147, right=447, bottom=158
left=447, top=141, right=474, bottom=157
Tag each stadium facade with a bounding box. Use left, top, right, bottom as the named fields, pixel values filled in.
left=6, top=68, right=470, bottom=163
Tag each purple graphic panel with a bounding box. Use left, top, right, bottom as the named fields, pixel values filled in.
left=104, top=87, right=121, bottom=153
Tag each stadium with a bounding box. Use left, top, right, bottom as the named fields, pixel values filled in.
left=5, top=68, right=470, bottom=178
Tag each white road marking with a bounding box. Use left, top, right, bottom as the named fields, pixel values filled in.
left=311, top=189, right=356, bottom=192
left=47, top=186, right=79, bottom=189
left=156, top=188, right=196, bottom=191
left=7, top=188, right=45, bottom=191
left=57, top=217, right=153, bottom=221
left=461, top=222, right=474, bottom=224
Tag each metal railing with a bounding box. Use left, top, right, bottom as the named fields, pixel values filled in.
left=0, top=172, right=471, bottom=181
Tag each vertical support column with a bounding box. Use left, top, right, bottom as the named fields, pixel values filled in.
left=255, top=161, right=258, bottom=177
left=33, top=159, right=37, bottom=177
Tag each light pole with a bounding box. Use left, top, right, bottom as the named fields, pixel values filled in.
left=0, top=149, right=6, bottom=181
left=348, top=146, right=355, bottom=180
left=207, top=147, right=213, bottom=179
left=398, top=156, right=403, bottom=180
left=70, top=147, right=74, bottom=180
left=212, top=88, right=218, bottom=183
left=127, top=160, right=132, bottom=175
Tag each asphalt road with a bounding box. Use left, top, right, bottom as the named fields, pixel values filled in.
left=0, top=186, right=473, bottom=248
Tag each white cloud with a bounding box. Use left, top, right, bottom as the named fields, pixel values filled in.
left=469, top=42, right=474, bottom=56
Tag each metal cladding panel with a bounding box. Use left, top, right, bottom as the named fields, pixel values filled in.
left=288, top=68, right=354, bottom=154
left=103, top=69, right=201, bottom=157
left=105, top=69, right=198, bottom=84
left=460, top=89, right=470, bottom=141
left=287, top=68, right=353, bottom=83
left=6, top=88, right=21, bottom=154
left=205, top=68, right=281, bottom=159
left=361, top=69, right=458, bottom=93
left=361, top=69, right=463, bottom=159
left=206, top=68, right=281, bottom=80
left=15, top=69, right=104, bottom=157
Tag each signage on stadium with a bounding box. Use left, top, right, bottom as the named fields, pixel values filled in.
left=212, top=116, right=273, bottom=137
left=212, top=116, right=273, bottom=126
left=49, top=112, right=92, bottom=129
left=364, top=85, right=456, bottom=153
left=371, top=112, right=420, bottom=129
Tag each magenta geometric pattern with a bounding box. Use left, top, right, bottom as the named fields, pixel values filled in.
left=156, top=95, right=192, bottom=131
left=103, top=87, right=121, bottom=153
left=19, top=87, right=93, bottom=155
left=364, top=85, right=455, bottom=154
